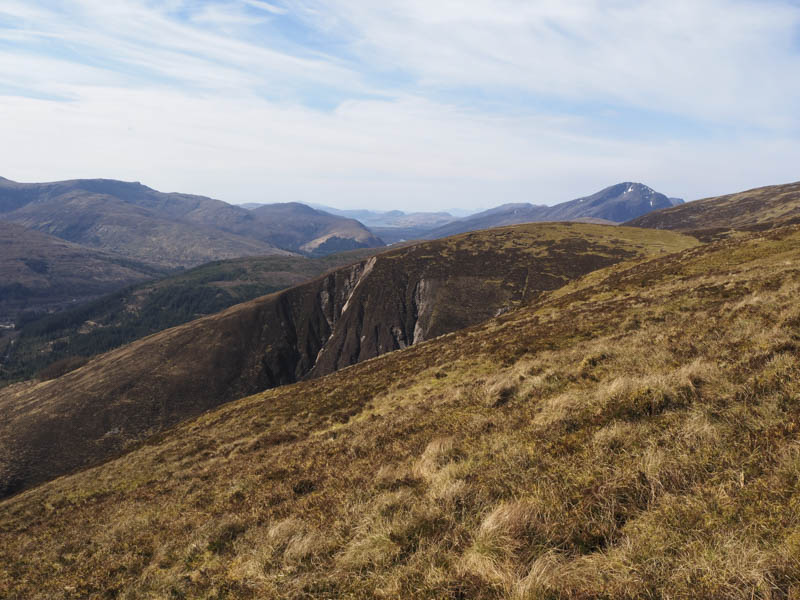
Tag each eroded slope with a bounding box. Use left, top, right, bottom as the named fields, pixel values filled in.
left=0, top=223, right=695, bottom=497
left=1, top=249, right=379, bottom=385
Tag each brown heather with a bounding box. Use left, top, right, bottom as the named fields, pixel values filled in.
left=0, top=223, right=696, bottom=498
left=3, top=225, right=800, bottom=598
left=626, top=179, right=800, bottom=240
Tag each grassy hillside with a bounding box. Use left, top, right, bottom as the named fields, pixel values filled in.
left=626, top=180, right=800, bottom=239
left=1, top=249, right=379, bottom=385
left=0, top=223, right=696, bottom=499
left=2, top=224, right=799, bottom=598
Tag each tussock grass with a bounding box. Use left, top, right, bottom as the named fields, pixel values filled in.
left=5, top=226, right=800, bottom=598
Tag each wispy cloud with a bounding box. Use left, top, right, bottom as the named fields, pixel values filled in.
left=291, top=0, right=800, bottom=128
left=245, top=0, right=287, bottom=15
left=0, top=1, right=799, bottom=209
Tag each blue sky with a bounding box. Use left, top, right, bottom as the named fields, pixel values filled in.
left=1, top=0, right=800, bottom=210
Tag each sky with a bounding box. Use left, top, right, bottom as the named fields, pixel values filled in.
left=1, top=1, right=800, bottom=211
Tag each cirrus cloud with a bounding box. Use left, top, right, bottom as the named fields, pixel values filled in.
left=0, top=0, right=799, bottom=210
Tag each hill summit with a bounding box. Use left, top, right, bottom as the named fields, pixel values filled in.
left=626, top=180, right=800, bottom=240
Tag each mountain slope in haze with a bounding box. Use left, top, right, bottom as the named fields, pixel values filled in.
left=3, top=223, right=800, bottom=598
left=248, top=203, right=383, bottom=256
left=0, top=178, right=287, bottom=268
left=248, top=202, right=458, bottom=245
left=0, top=249, right=380, bottom=385
left=0, top=223, right=697, bottom=497
left=626, top=180, right=800, bottom=239
left=0, top=222, right=165, bottom=324
left=426, top=182, right=682, bottom=239
left=307, top=204, right=458, bottom=228
left=0, top=177, right=383, bottom=266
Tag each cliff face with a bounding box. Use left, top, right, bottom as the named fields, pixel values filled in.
left=0, top=223, right=698, bottom=497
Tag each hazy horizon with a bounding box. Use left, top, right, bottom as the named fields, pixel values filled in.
left=2, top=1, right=799, bottom=210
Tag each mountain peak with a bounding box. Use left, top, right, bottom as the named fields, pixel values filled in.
left=425, top=182, right=678, bottom=238
left=625, top=182, right=655, bottom=193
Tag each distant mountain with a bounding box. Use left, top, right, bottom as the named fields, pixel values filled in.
left=425, top=183, right=681, bottom=239
left=626, top=180, right=800, bottom=240
left=0, top=222, right=164, bottom=325
left=0, top=178, right=383, bottom=267
left=445, top=207, right=479, bottom=218
left=248, top=203, right=383, bottom=256
left=0, top=178, right=287, bottom=268
left=245, top=201, right=460, bottom=245
left=543, top=182, right=683, bottom=221
left=307, top=204, right=458, bottom=229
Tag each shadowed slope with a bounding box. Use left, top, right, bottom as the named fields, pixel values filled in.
left=0, top=222, right=165, bottom=323
left=0, top=223, right=696, bottom=497
left=2, top=224, right=800, bottom=598
left=1, top=249, right=379, bottom=385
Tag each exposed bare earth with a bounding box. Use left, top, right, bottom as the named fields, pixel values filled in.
left=1, top=249, right=380, bottom=385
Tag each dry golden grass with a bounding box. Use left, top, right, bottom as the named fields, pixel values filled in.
left=3, top=225, right=800, bottom=598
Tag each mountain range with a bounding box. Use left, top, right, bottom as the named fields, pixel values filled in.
left=424, top=182, right=683, bottom=239
left=0, top=177, right=682, bottom=327
left=250, top=182, right=683, bottom=244
left=308, top=205, right=459, bottom=229
left=3, top=179, right=800, bottom=598
left=243, top=203, right=463, bottom=244
left=0, top=177, right=383, bottom=268
left=0, top=178, right=691, bottom=383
